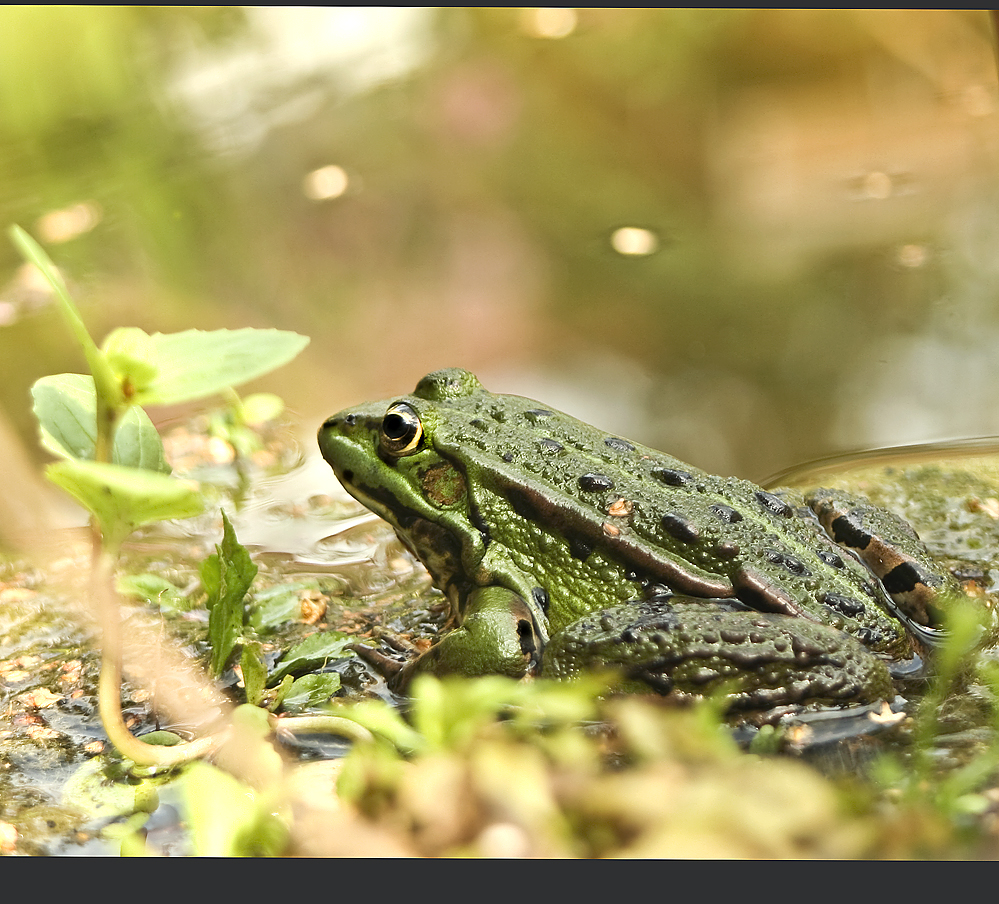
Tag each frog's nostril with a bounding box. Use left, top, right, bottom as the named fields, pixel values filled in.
left=517, top=619, right=536, bottom=655
left=343, top=469, right=354, bottom=483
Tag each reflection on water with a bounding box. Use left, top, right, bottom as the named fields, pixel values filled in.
left=2, top=8, right=999, bottom=510
left=764, top=435, right=999, bottom=488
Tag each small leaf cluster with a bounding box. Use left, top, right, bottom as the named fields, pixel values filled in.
left=195, top=512, right=354, bottom=706
left=12, top=225, right=308, bottom=554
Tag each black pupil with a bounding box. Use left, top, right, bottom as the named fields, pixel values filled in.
left=383, top=413, right=409, bottom=439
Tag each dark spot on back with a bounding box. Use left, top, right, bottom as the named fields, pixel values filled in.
left=579, top=473, right=614, bottom=492
left=651, top=467, right=692, bottom=486
left=762, top=548, right=810, bottom=576
left=755, top=491, right=794, bottom=518
left=881, top=561, right=924, bottom=595
left=817, top=550, right=845, bottom=569
left=854, top=626, right=880, bottom=646
left=538, top=438, right=564, bottom=453
left=605, top=437, right=635, bottom=452
left=568, top=534, right=595, bottom=561
left=661, top=513, right=701, bottom=543
left=821, top=593, right=866, bottom=618
left=710, top=503, right=743, bottom=524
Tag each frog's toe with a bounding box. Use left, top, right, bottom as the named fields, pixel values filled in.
left=350, top=642, right=406, bottom=679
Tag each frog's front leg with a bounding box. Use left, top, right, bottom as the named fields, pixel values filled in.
left=391, top=585, right=542, bottom=690
left=543, top=596, right=897, bottom=711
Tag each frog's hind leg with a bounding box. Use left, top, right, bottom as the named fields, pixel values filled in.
left=805, top=487, right=958, bottom=637
left=543, top=596, right=896, bottom=712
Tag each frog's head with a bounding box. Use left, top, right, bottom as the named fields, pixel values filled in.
left=318, top=369, right=489, bottom=602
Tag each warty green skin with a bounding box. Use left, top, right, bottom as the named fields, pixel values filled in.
left=319, top=368, right=956, bottom=711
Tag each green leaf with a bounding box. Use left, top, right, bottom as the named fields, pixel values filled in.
left=181, top=762, right=287, bottom=857
left=247, top=582, right=312, bottom=632
left=111, top=405, right=170, bottom=472
left=199, top=552, right=220, bottom=601
left=280, top=673, right=342, bottom=714
left=101, top=327, right=159, bottom=395
left=269, top=674, right=294, bottom=711
left=270, top=631, right=355, bottom=682
left=204, top=511, right=257, bottom=677
left=241, top=643, right=268, bottom=707
left=45, top=460, right=203, bottom=551
left=32, top=374, right=168, bottom=472
left=130, top=329, right=309, bottom=407
left=62, top=757, right=168, bottom=823
left=116, top=573, right=191, bottom=612
left=240, top=393, right=285, bottom=426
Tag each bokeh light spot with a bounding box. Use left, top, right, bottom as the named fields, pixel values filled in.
left=303, top=165, right=349, bottom=201
left=611, top=227, right=658, bottom=256
left=861, top=171, right=892, bottom=200
left=35, top=202, right=101, bottom=244
left=897, top=244, right=928, bottom=268
left=521, top=8, right=577, bottom=39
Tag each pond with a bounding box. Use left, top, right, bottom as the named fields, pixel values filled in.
left=3, top=394, right=999, bottom=856
left=4, top=9, right=999, bottom=856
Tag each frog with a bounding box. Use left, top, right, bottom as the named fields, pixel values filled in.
left=318, top=368, right=961, bottom=713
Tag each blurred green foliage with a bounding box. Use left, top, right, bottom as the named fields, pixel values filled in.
left=0, top=9, right=996, bottom=477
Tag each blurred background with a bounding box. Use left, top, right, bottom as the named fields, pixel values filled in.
left=1, top=7, right=998, bottom=493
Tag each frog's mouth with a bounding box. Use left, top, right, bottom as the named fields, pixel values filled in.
left=319, top=412, right=488, bottom=594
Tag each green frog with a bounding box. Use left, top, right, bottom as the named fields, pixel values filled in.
left=319, top=368, right=960, bottom=712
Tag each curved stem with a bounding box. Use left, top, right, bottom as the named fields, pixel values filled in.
left=270, top=714, right=374, bottom=744
left=93, top=541, right=228, bottom=767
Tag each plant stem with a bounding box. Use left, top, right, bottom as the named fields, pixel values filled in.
left=8, top=226, right=123, bottom=411
left=92, top=539, right=226, bottom=767
left=271, top=714, right=375, bottom=744
left=94, top=395, right=118, bottom=465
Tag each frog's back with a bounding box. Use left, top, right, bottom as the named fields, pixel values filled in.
left=412, top=370, right=913, bottom=661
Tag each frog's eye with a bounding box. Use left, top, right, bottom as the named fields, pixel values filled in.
left=380, top=403, right=423, bottom=456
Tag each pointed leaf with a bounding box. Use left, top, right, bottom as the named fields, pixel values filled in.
left=45, top=460, right=202, bottom=550
left=204, top=511, right=257, bottom=676
left=270, top=631, right=355, bottom=682
left=280, top=673, right=341, bottom=714
left=241, top=643, right=268, bottom=706
left=32, top=374, right=168, bottom=472
left=132, top=329, right=309, bottom=407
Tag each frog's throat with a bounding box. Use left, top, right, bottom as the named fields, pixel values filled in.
left=329, top=442, right=557, bottom=643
